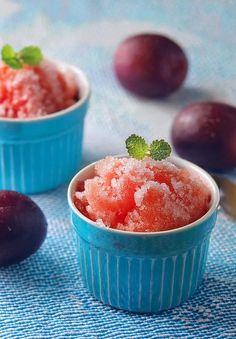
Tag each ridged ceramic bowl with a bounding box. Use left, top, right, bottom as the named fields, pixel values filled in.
left=0, top=62, right=90, bottom=194
left=68, top=156, right=219, bottom=313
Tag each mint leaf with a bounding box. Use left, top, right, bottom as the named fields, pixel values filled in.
left=126, top=134, right=149, bottom=160
left=1, top=44, right=43, bottom=69
left=18, top=46, right=43, bottom=66
left=149, top=139, right=171, bottom=160
left=1, top=44, right=22, bottom=69
left=125, top=134, right=172, bottom=161
left=3, top=57, right=22, bottom=69
left=2, top=44, right=15, bottom=59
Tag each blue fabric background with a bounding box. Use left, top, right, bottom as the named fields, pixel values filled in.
left=0, top=0, right=235, bottom=337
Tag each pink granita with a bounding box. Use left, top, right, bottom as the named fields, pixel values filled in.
left=74, top=156, right=211, bottom=232
left=0, top=60, right=78, bottom=119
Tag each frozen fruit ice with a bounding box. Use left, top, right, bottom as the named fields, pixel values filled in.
left=0, top=59, right=78, bottom=119
left=73, top=157, right=210, bottom=232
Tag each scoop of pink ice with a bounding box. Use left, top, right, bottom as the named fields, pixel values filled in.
left=0, top=60, right=78, bottom=119
left=74, top=156, right=210, bottom=232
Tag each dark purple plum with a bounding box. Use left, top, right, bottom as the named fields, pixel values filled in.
left=171, top=102, right=236, bottom=170
left=114, top=33, right=188, bottom=98
left=0, top=191, right=47, bottom=266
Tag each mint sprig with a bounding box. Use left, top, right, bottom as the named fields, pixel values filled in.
left=1, top=44, right=43, bottom=69
left=150, top=139, right=172, bottom=161
left=1, top=45, right=22, bottom=69
left=126, top=134, right=171, bottom=161
left=125, top=135, right=149, bottom=160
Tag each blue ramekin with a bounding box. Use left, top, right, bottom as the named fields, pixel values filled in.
left=68, top=157, right=220, bottom=313
left=0, top=62, right=90, bottom=194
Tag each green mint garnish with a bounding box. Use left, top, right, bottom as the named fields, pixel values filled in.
left=1, top=44, right=43, bottom=69
left=18, top=46, right=43, bottom=66
left=125, top=134, right=171, bottom=161
left=1, top=45, right=22, bottom=69
left=149, top=139, right=172, bottom=161
left=125, top=134, right=149, bottom=160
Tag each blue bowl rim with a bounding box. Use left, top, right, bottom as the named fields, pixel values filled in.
left=0, top=60, right=90, bottom=124
left=67, top=155, right=220, bottom=237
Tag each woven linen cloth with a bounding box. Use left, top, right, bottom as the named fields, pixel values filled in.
left=0, top=0, right=235, bottom=337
